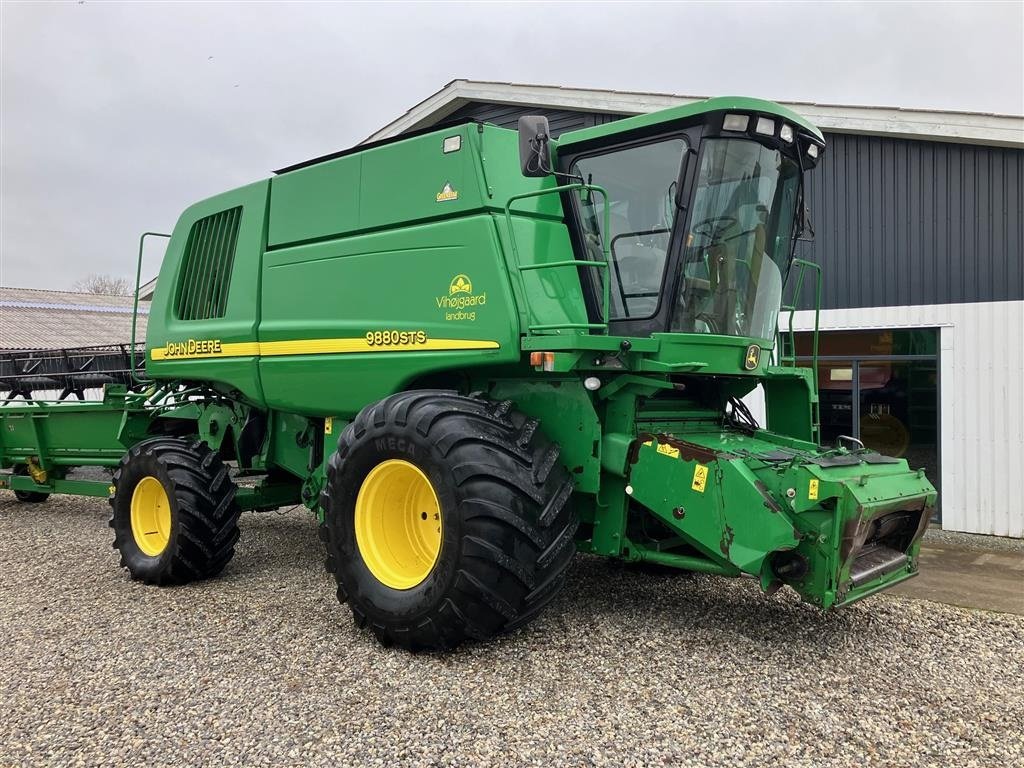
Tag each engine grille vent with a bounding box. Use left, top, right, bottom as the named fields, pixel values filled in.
left=175, top=207, right=242, bottom=321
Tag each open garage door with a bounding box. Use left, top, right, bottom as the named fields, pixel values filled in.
left=794, top=328, right=940, bottom=522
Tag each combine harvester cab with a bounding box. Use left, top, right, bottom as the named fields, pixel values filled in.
left=1, top=95, right=938, bottom=650
left=503, top=98, right=937, bottom=611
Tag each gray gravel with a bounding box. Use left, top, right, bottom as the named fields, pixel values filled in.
left=924, top=526, right=1024, bottom=553
left=1, top=492, right=1022, bottom=768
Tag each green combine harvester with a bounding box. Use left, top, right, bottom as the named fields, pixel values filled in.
left=0, top=96, right=936, bottom=650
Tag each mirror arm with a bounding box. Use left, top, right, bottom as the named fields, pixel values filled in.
left=533, top=133, right=551, bottom=174
left=529, top=133, right=580, bottom=182
left=552, top=169, right=584, bottom=183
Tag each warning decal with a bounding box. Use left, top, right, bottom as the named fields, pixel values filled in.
left=692, top=464, right=709, bottom=493
left=656, top=442, right=681, bottom=459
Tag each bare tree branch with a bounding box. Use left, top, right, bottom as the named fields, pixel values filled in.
left=72, top=274, right=134, bottom=296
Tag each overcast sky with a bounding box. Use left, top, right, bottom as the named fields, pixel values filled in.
left=2, top=0, right=1022, bottom=291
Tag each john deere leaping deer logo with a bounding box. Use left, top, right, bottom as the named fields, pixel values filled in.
left=449, top=274, right=472, bottom=295
left=744, top=344, right=761, bottom=370
left=437, top=274, right=486, bottom=321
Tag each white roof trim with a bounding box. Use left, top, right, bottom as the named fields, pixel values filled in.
left=138, top=276, right=158, bottom=301
left=0, top=300, right=148, bottom=315
left=366, top=80, right=1024, bottom=148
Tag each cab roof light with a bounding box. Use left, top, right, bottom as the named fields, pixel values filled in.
left=807, top=143, right=820, bottom=159
left=722, top=114, right=749, bottom=132
left=779, top=123, right=794, bottom=143
left=755, top=116, right=775, bottom=136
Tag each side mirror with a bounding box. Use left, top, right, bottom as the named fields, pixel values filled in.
left=518, top=115, right=553, bottom=177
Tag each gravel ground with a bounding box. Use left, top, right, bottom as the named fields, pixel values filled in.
left=924, top=526, right=1024, bottom=553
left=1, top=493, right=1022, bottom=768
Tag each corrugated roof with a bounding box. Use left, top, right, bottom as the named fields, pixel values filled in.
left=434, top=79, right=1024, bottom=119
left=0, top=287, right=148, bottom=351
left=364, top=79, right=1024, bottom=148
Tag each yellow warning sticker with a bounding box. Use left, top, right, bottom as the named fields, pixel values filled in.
left=808, top=478, right=819, bottom=500
left=692, top=464, right=709, bottom=493
left=324, top=417, right=333, bottom=436
left=656, top=442, right=680, bottom=459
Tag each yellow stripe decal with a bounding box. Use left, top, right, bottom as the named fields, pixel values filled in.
left=150, top=338, right=499, bottom=361
left=259, top=338, right=499, bottom=356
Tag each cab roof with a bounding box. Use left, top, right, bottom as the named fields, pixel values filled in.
left=557, top=96, right=825, bottom=149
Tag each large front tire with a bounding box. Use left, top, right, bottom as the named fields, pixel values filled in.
left=322, top=391, right=577, bottom=651
left=109, top=437, right=241, bottom=585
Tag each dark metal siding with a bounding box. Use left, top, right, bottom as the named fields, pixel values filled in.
left=446, top=102, right=597, bottom=134
left=796, top=133, right=1023, bottom=309
left=444, top=101, right=1024, bottom=309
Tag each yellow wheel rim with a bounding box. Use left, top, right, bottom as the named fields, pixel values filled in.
left=130, top=476, right=172, bottom=557
left=354, top=459, right=442, bottom=590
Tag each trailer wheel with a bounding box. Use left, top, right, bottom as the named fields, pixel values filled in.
left=11, top=465, right=49, bottom=503
left=109, top=437, right=241, bottom=585
left=322, top=391, right=577, bottom=651
left=13, top=489, right=49, bottom=503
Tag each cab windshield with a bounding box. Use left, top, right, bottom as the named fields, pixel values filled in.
left=671, top=139, right=800, bottom=340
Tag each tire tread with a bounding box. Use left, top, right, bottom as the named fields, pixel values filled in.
left=322, top=390, right=577, bottom=650
left=110, top=437, right=241, bottom=586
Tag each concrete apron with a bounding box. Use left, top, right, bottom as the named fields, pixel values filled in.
left=890, top=542, right=1024, bottom=615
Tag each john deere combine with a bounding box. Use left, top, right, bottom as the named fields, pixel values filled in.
left=0, top=97, right=936, bottom=650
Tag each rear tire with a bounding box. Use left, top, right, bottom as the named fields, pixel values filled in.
left=14, top=489, right=49, bottom=503
left=12, top=465, right=49, bottom=503
left=109, top=437, right=241, bottom=585
left=322, top=391, right=577, bottom=651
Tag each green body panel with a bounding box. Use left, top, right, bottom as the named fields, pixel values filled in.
left=267, top=153, right=362, bottom=248
left=629, top=436, right=797, bottom=571
left=644, top=333, right=770, bottom=374
left=1, top=475, right=114, bottom=498
left=258, top=215, right=519, bottom=416
left=1, top=96, right=938, bottom=614
left=0, top=390, right=151, bottom=469
left=267, top=124, right=562, bottom=249
left=146, top=180, right=270, bottom=405
left=266, top=411, right=317, bottom=479
left=761, top=366, right=819, bottom=442
left=498, top=216, right=591, bottom=332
